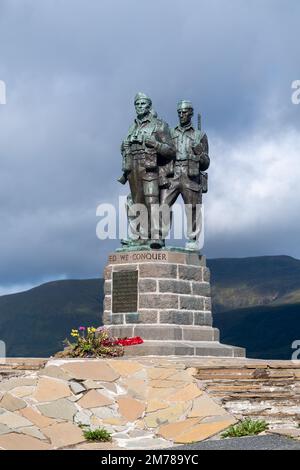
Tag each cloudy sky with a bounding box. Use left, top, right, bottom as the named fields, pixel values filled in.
left=0, top=0, right=299, bottom=294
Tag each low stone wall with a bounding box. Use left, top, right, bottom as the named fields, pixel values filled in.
left=0, top=357, right=299, bottom=450
left=0, top=357, right=236, bottom=450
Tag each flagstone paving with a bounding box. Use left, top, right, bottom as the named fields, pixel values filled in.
left=0, top=357, right=299, bottom=450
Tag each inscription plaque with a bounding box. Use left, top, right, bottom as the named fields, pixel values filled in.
left=112, top=270, right=138, bottom=313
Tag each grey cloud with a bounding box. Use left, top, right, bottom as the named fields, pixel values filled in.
left=0, top=0, right=299, bottom=290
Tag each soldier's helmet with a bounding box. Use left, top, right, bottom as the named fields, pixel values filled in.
left=177, top=100, right=193, bottom=111
left=134, top=92, right=152, bottom=106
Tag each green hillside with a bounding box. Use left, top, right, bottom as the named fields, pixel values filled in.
left=0, top=279, right=103, bottom=357
left=214, top=302, right=300, bottom=359
left=208, top=255, right=300, bottom=312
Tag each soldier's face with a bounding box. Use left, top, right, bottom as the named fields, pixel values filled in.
left=178, top=107, right=193, bottom=126
left=135, top=99, right=151, bottom=119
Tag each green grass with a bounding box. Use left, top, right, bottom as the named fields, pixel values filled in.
left=83, top=428, right=112, bottom=442
left=221, top=419, right=269, bottom=438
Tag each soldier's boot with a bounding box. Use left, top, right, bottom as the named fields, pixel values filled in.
left=148, top=239, right=165, bottom=249
left=121, top=193, right=147, bottom=247
left=185, top=239, right=199, bottom=252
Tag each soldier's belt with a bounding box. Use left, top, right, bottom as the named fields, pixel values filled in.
left=130, top=143, right=145, bottom=151
left=174, top=160, right=188, bottom=166
left=132, top=155, right=146, bottom=161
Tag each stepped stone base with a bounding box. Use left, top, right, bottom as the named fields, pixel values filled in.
left=103, top=249, right=246, bottom=358
left=122, top=340, right=245, bottom=357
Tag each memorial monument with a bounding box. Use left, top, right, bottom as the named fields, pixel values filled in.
left=103, top=93, right=245, bottom=357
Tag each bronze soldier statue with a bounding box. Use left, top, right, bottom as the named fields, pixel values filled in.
left=160, top=100, right=210, bottom=251
left=120, top=92, right=175, bottom=248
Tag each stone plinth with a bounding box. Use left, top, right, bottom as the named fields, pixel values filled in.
left=103, top=250, right=245, bottom=357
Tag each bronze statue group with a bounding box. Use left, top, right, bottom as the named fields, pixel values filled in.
left=119, top=93, right=210, bottom=252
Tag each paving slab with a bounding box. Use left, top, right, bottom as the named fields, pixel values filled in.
left=0, top=432, right=52, bottom=450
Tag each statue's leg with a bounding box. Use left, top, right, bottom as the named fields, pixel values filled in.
left=143, top=176, right=160, bottom=242
left=182, top=187, right=202, bottom=243
left=128, top=161, right=145, bottom=205
left=126, top=162, right=146, bottom=242
left=160, top=182, right=180, bottom=241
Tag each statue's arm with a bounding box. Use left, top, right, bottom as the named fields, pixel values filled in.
left=192, top=132, right=210, bottom=171
left=199, top=133, right=210, bottom=171
left=155, top=122, right=176, bottom=158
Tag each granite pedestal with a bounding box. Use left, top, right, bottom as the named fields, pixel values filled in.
left=103, top=249, right=245, bottom=357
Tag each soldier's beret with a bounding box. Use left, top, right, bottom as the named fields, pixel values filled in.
left=177, top=100, right=193, bottom=110
left=134, top=92, right=152, bottom=105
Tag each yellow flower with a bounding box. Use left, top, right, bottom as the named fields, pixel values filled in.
left=87, top=327, right=97, bottom=334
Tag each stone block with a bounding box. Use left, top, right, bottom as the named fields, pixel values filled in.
left=104, top=266, right=112, bottom=280
left=139, top=294, right=178, bottom=309
left=127, top=310, right=158, bottom=324
left=102, top=311, right=111, bottom=324
left=203, top=267, right=210, bottom=282
left=195, top=344, right=235, bottom=357
left=192, top=282, right=211, bottom=296
left=185, top=253, right=204, bottom=266
left=139, top=279, right=157, bottom=293
left=112, top=264, right=138, bottom=272
left=104, top=281, right=111, bottom=295
left=139, top=263, right=177, bottom=279
left=111, top=314, right=124, bottom=325
left=104, top=296, right=111, bottom=311
left=108, top=325, right=134, bottom=337
left=232, top=346, right=246, bottom=357
left=125, top=313, right=139, bottom=324
left=194, top=312, right=213, bottom=326
left=123, top=341, right=195, bottom=357
left=159, top=310, right=193, bottom=325
left=180, top=295, right=204, bottom=311
left=181, top=326, right=218, bottom=342
left=178, top=265, right=203, bottom=281
left=134, top=325, right=183, bottom=340
left=159, top=280, right=191, bottom=295
left=204, top=297, right=212, bottom=311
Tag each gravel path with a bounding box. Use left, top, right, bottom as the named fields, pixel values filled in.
left=175, top=435, right=300, bottom=450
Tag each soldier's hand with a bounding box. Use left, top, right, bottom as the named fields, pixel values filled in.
left=192, top=143, right=203, bottom=155
left=145, top=137, right=159, bottom=149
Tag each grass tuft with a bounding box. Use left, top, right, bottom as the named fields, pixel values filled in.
left=83, top=428, right=112, bottom=442
left=221, top=419, right=269, bottom=438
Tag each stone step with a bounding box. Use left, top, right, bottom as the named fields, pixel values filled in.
left=108, top=324, right=220, bottom=342
left=124, top=340, right=245, bottom=357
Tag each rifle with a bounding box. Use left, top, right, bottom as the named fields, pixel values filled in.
left=197, top=112, right=208, bottom=193
left=197, top=113, right=202, bottom=132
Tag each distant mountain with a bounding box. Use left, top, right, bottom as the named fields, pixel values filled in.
left=0, top=255, right=299, bottom=358
left=207, top=255, right=300, bottom=312
left=0, top=279, right=103, bottom=357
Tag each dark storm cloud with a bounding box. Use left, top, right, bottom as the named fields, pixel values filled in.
left=0, top=0, right=299, bottom=291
